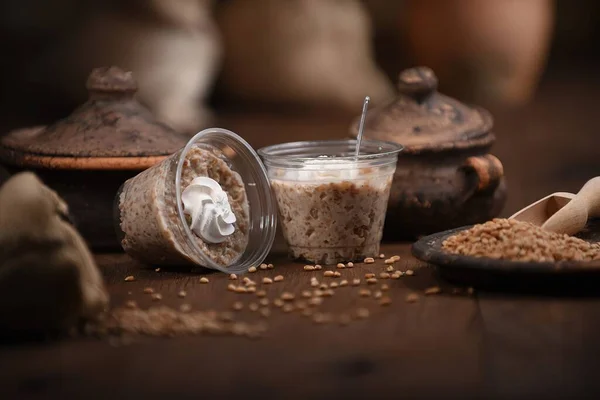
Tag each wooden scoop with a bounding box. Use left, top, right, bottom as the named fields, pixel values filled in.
left=510, top=177, right=600, bottom=235
left=510, top=192, right=575, bottom=226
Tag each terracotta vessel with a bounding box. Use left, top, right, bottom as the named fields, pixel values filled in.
left=403, top=0, right=554, bottom=106
left=350, top=67, right=507, bottom=239
left=0, top=66, right=190, bottom=250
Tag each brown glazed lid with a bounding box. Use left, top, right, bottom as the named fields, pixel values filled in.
left=350, top=67, right=495, bottom=154
left=0, top=66, right=190, bottom=170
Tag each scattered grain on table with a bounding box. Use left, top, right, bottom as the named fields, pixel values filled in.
left=424, top=286, right=442, bottom=295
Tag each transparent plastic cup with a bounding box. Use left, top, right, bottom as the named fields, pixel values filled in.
left=115, top=128, right=277, bottom=274
left=258, top=139, right=402, bottom=264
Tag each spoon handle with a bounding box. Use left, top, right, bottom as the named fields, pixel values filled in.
left=541, top=176, right=600, bottom=235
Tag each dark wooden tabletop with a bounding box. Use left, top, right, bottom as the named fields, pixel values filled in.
left=2, top=245, right=600, bottom=400
left=1, top=69, right=600, bottom=400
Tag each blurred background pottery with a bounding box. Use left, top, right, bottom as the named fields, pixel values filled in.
left=215, top=0, right=394, bottom=113
left=402, top=0, right=554, bottom=106
left=350, top=67, right=507, bottom=239
left=0, top=66, right=190, bottom=250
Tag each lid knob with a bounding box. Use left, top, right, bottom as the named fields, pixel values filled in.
left=397, top=67, right=438, bottom=103
left=86, top=66, right=138, bottom=98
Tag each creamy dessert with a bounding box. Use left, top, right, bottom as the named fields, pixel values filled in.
left=270, top=160, right=393, bottom=264
left=118, top=146, right=250, bottom=266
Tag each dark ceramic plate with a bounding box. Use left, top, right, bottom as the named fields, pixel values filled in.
left=411, top=220, right=600, bottom=292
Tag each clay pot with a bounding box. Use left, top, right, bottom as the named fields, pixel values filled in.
left=350, top=67, right=507, bottom=239
left=403, top=0, right=554, bottom=105
left=0, top=66, right=190, bottom=250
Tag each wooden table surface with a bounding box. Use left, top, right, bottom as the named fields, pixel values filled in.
left=2, top=245, right=600, bottom=400
left=1, top=70, right=600, bottom=399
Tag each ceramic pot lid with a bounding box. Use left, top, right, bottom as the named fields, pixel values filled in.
left=0, top=66, right=190, bottom=169
left=350, top=67, right=494, bottom=154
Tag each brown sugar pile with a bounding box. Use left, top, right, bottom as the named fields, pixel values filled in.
left=442, top=219, right=600, bottom=262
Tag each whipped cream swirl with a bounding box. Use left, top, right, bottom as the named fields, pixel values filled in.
left=182, top=177, right=236, bottom=243
left=281, top=159, right=360, bottom=181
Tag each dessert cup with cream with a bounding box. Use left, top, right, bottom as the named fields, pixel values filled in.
left=259, top=139, right=402, bottom=264
left=115, top=128, right=277, bottom=273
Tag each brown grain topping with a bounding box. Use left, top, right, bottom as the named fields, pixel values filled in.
left=248, top=266, right=257, bottom=273
left=124, top=275, right=135, bottom=282
left=143, top=287, right=154, bottom=294
left=274, top=275, right=284, bottom=282
left=199, top=277, right=209, bottom=284
left=364, top=257, right=375, bottom=264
